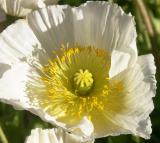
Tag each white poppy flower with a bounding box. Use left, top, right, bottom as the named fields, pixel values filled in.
left=0, top=0, right=59, bottom=17
left=25, top=128, right=94, bottom=143
left=0, top=1, right=156, bottom=139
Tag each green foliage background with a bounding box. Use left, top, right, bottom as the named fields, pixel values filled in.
left=0, top=0, right=160, bottom=143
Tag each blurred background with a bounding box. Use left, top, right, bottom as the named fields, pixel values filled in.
left=0, top=0, right=160, bottom=143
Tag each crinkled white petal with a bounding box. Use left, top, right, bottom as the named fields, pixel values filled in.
left=0, top=62, right=30, bottom=109
left=69, top=117, right=94, bottom=137
left=25, top=128, right=94, bottom=143
left=104, top=54, right=156, bottom=139
left=137, top=54, right=156, bottom=96
left=0, top=19, right=43, bottom=65
left=27, top=1, right=137, bottom=64
left=0, top=0, right=59, bottom=17
left=109, top=50, right=132, bottom=78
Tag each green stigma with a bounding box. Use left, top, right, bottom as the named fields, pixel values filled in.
left=73, top=69, right=94, bottom=95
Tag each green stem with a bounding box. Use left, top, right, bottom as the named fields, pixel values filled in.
left=0, top=126, right=8, bottom=143
left=133, top=0, right=160, bottom=80
left=134, top=5, right=151, bottom=53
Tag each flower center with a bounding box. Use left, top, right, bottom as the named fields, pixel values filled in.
left=73, top=69, right=94, bottom=96
left=27, top=45, right=126, bottom=122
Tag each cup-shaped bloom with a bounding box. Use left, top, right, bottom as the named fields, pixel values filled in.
left=25, top=128, right=94, bottom=143
left=0, top=1, right=156, bottom=139
left=0, top=0, right=59, bottom=17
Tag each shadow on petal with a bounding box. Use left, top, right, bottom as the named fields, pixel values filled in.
left=0, top=63, right=11, bottom=78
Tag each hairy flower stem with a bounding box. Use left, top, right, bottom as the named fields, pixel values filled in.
left=0, top=126, right=8, bottom=143
left=134, top=0, right=160, bottom=80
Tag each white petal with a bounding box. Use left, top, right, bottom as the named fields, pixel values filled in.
left=25, top=128, right=94, bottom=143
left=27, top=1, right=137, bottom=60
left=0, top=62, right=30, bottom=109
left=69, top=117, right=94, bottom=137
left=109, top=50, right=132, bottom=78
left=137, top=54, right=156, bottom=96
left=107, top=55, right=156, bottom=139
left=0, top=0, right=59, bottom=17
left=0, top=0, right=31, bottom=17
left=21, top=0, right=59, bottom=9
left=0, top=19, right=42, bottom=65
